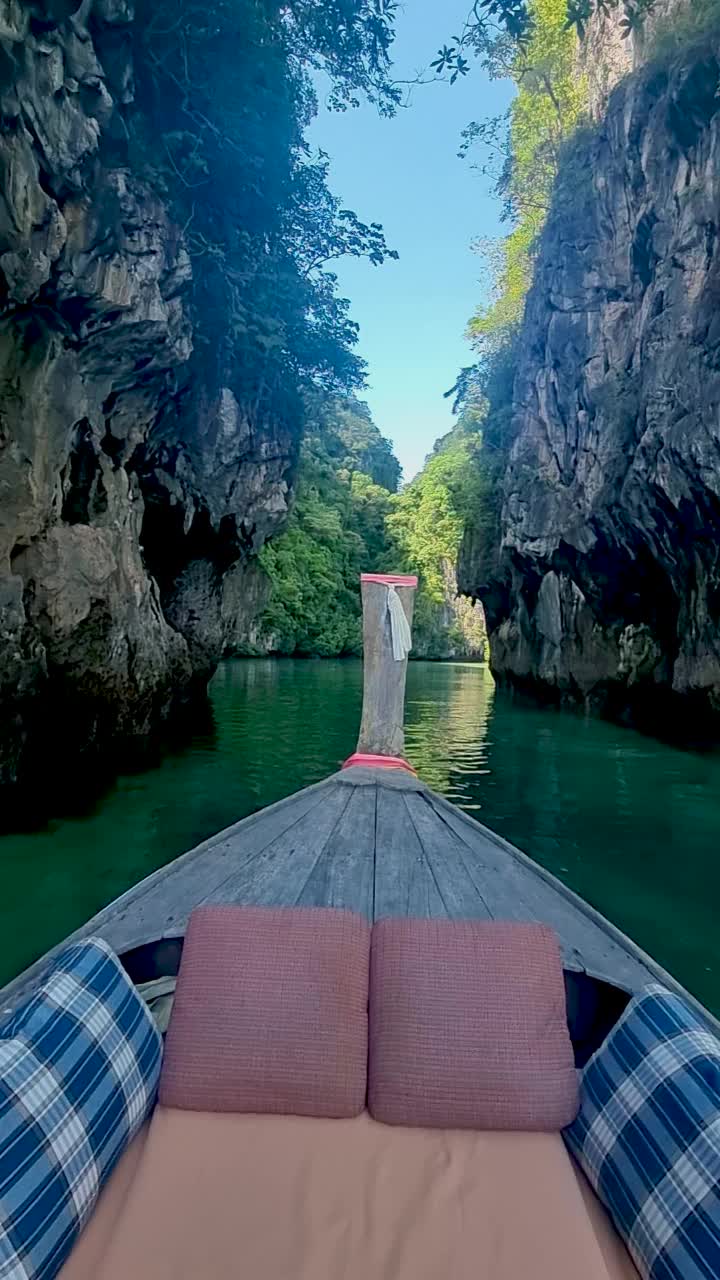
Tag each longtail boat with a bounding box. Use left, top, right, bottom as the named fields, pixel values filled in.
left=1, top=573, right=718, bottom=1280
left=1, top=574, right=714, bottom=1040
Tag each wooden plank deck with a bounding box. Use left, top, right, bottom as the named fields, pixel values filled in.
left=1, top=765, right=715, bottom=1032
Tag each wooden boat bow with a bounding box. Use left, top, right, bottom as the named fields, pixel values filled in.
left=1, top=572, right=717, bottom=1049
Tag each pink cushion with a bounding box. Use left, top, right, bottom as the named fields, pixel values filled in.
left=159, top=906, right=370, bottom=1117
left=368, top=919, right=579, bottom=1130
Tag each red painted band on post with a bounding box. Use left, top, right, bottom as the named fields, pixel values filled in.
left=342, top=752, right=417, bottom=775
left=360, top=573, right=418, bottom=587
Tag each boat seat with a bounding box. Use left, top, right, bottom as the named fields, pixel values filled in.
left=59, top=1126, right=149, bottom=1280
left=61, top=1106, right=640, bottom=1280
left=572, top=1161, right=641, bottom=1280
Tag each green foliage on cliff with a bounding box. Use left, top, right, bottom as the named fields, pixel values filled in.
left=434, top=0, right=656, bottom=76
left=330, top=400, right=402, bottom=492
left=130, top=0, right=400, bottom=443
left=464, top=0, right=586, bottom=345
left=251, top=403, right=487, bottom=660
left=256, top=401, right=397, bottom=656
left=387, top=451, right=465, bottom=603
left=386, top=430, right=488, bottom=658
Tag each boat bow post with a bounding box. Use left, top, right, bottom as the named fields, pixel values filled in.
left=343, top=573, right=418, bottom=774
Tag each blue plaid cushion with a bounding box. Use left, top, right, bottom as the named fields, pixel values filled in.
left=564, top=984, right=720, bottom=1280
left=0, top=938, right=162, bottom=1280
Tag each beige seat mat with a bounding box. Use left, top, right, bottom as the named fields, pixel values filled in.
left=90, top=1107, right=625, bottom=1280
left=572, top=1159, right=641, bottom=1279
left=59, top=1124, right=148, bottom=1280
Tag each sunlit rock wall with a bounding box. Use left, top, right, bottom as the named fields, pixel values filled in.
left=462, top=34, right=720, bottom=734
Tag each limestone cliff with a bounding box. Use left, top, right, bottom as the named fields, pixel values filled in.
left=0, top=0, right=294, bottom=806
left=461, top=31, right=720, bottom=733
left=579, top=0, right=693, bottom=119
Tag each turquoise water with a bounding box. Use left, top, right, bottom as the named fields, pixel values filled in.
left=1, top=659, right=719, bottom=1013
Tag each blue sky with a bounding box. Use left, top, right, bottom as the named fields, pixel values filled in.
left=309, top=1, right=514, bottom=480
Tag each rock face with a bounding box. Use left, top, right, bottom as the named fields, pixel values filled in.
left=0, top=0, right=293, bottom=804
left=462, top=36, right=720, bottom=733
left=579, top=0, right=692, bottom=119
left=221, top=561, right=273, bottom=656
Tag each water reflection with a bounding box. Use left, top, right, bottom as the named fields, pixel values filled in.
left=405, top=663, right=494, bottom=803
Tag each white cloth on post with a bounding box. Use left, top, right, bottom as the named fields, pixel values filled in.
left=387, top=584, right=412, bottom=662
